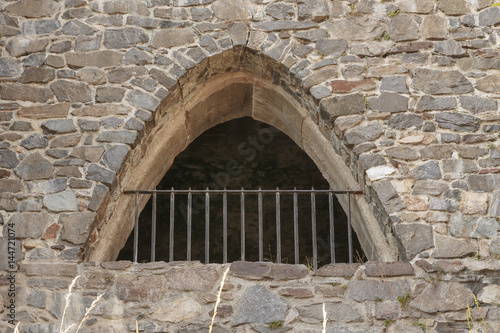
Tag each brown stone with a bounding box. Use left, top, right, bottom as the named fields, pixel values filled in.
left=348, top=280, right=410, bottom=302
left=280, top=288, right=313, bottom=298
left=20, top=67, right=55, bottom=83
left=208, top=305, right=233, bottom=318
left=270, top=264, right=308, bottom=280
left=20, top=262, right=78, bottom=277
left=367, top=65, right=409, bottom=78
left=475, top=75, right=500, bottom=93
left=364, top=262, right=415, bottom=277
left=71, top=104, right=131, bottom=117
left=230, top=261, right=271, bottom=279
left=78, top=271, right=115, bottom=289
left=0, top=179, right=22, bottom=193
left=314, top=285, right=345, bottom=297
left=167, top=265, right=221, bottom=291
left=50, top=134, right=82, bottom=148
left=66, top=51, right=123, bottom=68
left=6, top=38, right=49, bottom=57
left=101, top=261, right=133, bottom=270
left=18, top=103, right=70, bottom=119
left=461, top=192, right=488, bottom=215
left=422, top=15, right=448, bottom=40
left=315, top=263, right=360, bottom=277
left=331, top=79, right=376, bottom=93
left=116, top=274, right=166, bottom=302
left=5, top=0, right=61, bottom=18
left=152, top=28, right=196, bottom=48
left=410, top=282, right=473, bottom=313
left=388, top=42, right=434, bottom=54
left=415, top=259, right=437, bottom=273
left=439, top=0, right=471, bottom=15
left=404, top=195, right=430, bottom=211
left=0, top=83, right=53, bottom=103
left=419, top=145, right=455, bottom=160
left=41, top=223, right=60, bottom=240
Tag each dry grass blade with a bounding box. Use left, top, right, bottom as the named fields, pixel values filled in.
left=209, top=266, right=230, bottom=333
left=60, top=275, right=80, bottom=333
left=75, top=293, right=104, bottom=333
left=14, top=322, right=20, bottom=333
left=322, top=303, right=327, bottom=333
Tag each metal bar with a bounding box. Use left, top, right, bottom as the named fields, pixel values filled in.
left=258, top=188, right=263, bottom=262
left=151, top=190, right=157, bottom=262
left=311, top=188, right=317, bottom=271
left=276, top=187, right=281, bottom=264
left=293, top=188, right=299, bottom=265
left=240, top=188, right=245, bottom=261
left=329, top=191, right=335, bottom=264
left=205, top=188, right=210, bottom=264
left=124, top=189, right=362, bottom=194
left=133, top=192, right=139, bottom=263
left=347, top=192, right=353, bottom=264
left=169, top=189, right=174, bottom=262
left=187, top=188, right=192, bottom=261
left=223, top=189, right=227, bottom=264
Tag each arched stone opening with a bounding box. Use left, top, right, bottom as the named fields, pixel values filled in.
left=84, top=49, right=397, bottom=263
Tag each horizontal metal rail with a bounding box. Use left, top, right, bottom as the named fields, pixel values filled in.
left=125, top=188, right=362, bottom=268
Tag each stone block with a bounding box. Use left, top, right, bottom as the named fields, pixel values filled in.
left=230, top=261, right=271, bottom=279
left=389, top=14, right=419, bottom=42
left=372, top=179, right=405, bottom=213
left=364, top=262, right=415, bottom=277
left=331, top=79, right=375, bottom=93
left=344, top=122, right=384, bottom=147
left=394, top=224, right=434, bottom=260
left=0, top=83, right=53, bottom=103
left=404, top=195, right=429, bottom=211
left=416, top=96, right=456, bottom=111
left=411, top=282, right=472, bottom=313
left=315, top=263, right=359, bottom=277
left=432, top=234, right=477, bottom=258
left=412, top=68, right=473, bottom=94
left=60, top=212, right=96, bottom=245
left=66, top=51, right=123, bottom=68
left=461, top=192, right=488, bottom=215
left=434, top=40, right=466, bottom=57
left=435, top=112, right=480, bottom=132
left=152, top=28, right=195, bottom=48
left=422, top=14, right=448, bottom=40
left=369, top=92, right=408, bottom=113
left=412, top=180, right=447, bottom=195
left=104, top=27, right=149, bottom=49
left=6, top=0, right=61, bottom=18
left=459, top=96, right=497, bottom=114
left=43, top=190, right=78, bottom=212
left=388, top=114, right=422, bottom=130
left=332, top=16, right=386, bottom=41
left=450, top=215, right=500, bottom=239
left=86, top=163, right=116, bottom=185
left=320, top=94, right=365, bottom=125
left=348, top=279, right=410, bottom=302
left=167, top=265, right=221, bottom=291
left=116, top=274, right=166, bottom=302
left=15, top=152, right=53, bottom=180
left=468, top=174, right=500, bottom=192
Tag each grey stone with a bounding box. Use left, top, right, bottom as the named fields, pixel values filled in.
left=490, top=191, right=500, bottom=217
left=419, top=145, right=455, bottom=160
left=310, top=86, right=331, bottom=100
left=20, top=199, right=44, bottom=212
left=28, top=291, right=47, bottom=308
left=294, top=29, right=329, bottom=42
left=77, top=120, right=100, bottom=132
left=478, top=7, right=500, bottom=26
left=66, top=51, right=123, bottom=68
left=41, top=120, right=76, bottom=134
left=29, top=248, right=55, bottom=260
left=6, top=38, right=49, bottom=57
left=412, top=68, right=473, bottom=94
left=150, top=68, right=177, bottom=89
left=96, top=131, right=138, bottom=145
left=51, top=80, right=92, bottom=103
left=212, top=0, right=249, bottom=20
left=152, top=28, right=195, bottom=48
left=412, top=180, right=447, bottom=195
left=332, top=16, right=386, bottom=41
left=315, top=39, right=348, bottom=57
left=348, top=280, right=410, bottom=302
left=62, top=20, right=95, bottom=35
left=369, top=92, right=408, bottom=113
left=492, top=237, right=500, bottom=256
left=20, top=67, right=55, bottom=83
left=125, top=118, right=144, bottom=131
left=229, top=22, right=248, bottom=46
left=302, top=67, right=338, bottom=90
left=442, top=159, right=478, bottom=173
left=387, top=114, right=422, bottom=130
left=459, top=96, right=497, bottom=114
left=435, top=113, right=480, bottom=132
left=0, top=150, right=19, bottom=168
left=186, top=46, right=207, bottom=63
left=410, top=282, right=472, bottom=313
left=23, top=19, right=61, bottom=35
left=4, top=212, right=52, bottom=239
left=88, top=183, right=109, bottom=211
left=190, top=7, right=213, bottom=21
left=422, top=14, right=448, bottom=40
left=28, top=178, right=67, bottom=194
left=385, top=147, right=420, bottom=160
left=58, top=247, right=80, bottom=260
left=380, top=76, right=409, bottom=93
left=265, top=3, right=293, bottom=19
left=475, top=75, right=500, bottom=93
left=450, top=215, right=500, bottom=239
left=86, top=163, right=116, bottom=185
left=434, top=40, right=466, bottom=57
left=43, top=190, right=78, bottom=212
left=126, top=90, right=160, bottom=112
left=344, top=122, right=384, bottom=147
left=0, top=179, right=22, bottom=193
left=358, top=154, right=386, bottom=170
left=15, top=152, right=54, bottom=180
left=389, top=14, right=419, bottom=42
left=231, top=285, right=288, bottom=326
left=297, top=302, right=362, bottom=324
left=372, top=179, right=405, bottom=213
left=0, top=58, right=21, bottom=77
left=10, top=121, right=33, bottom=131
left=126, top=15, right=159, bottom=28
left=441, top=133, right=460, bottom=143
left=253, top=20, right=318, bottom=32
left=410, top=161, right=441, bottom=180
left=50, top=134, right=82, bottom=148
left=394, top=224, right=434, bottom=260
left=60, top=212, right=96, bottom=245
left=298, top=0, right=329, bottom=22
left=74, top=36, right=100, bottom=51
left=429, top=198, right=458, bottom=212
left=124, top=48, right=152, bottom=65
left=103, top=145, right=130, bottom=172
left=5, top=0, right=61, bottom=18
left=320, top=94, right=365, bottom=125
left=104, top=28, right=149, bottom=49
left=96, top=87, right=125, bottom=103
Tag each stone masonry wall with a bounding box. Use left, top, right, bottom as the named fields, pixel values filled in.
left=2, top=260, right=500, bottom=332
left=0, top=0, right=500, bottom=330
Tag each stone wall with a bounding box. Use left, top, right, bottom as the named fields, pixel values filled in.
left=1, top=260, right=500, bottom=332
left=1, top=0, right=500, bottom=330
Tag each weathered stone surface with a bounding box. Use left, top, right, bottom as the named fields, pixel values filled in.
left=332, top=16, right=386, bottom=41
left=298, top=0, right=329, bottom=22
left=167, top=265, right=220, bottom=291
left=41, top=120, right=76, bottom=134
left=60, top=212, right=96, bottom=245
left=270, top=264, right=308, bottom=280
left=380, top=76, right=408, bottom=93
left=126, top=90, right=160, bottom=112
left=435, top=113, right=480, bottom=132
left=88, top=184, right=109, bottom=212
left=461, top=192, right=489, bottom=215
left=72, top=104, right=130, bottom=117
left=315, top=263, right=359, bottom=277
left=124, top=48, right=152, bottom=65
left=320, top=94, right=365, bottom=125
left=416, top=96, right=456, bottom=111
left=364, top=262, right=414, bottom=277
left=76, top=68, right=106, bottom=84
left=419, top=145, right=455, bottom=160
left=422, top=15, right=448, bottom=40
left=372, top=180, right=405, bottom=213
left=468, top=174, right=500, bottom=192
left=394, top=224, right=434, bottom=260
left=490, top=191, right=500, bottom=217
left=315, top=39, right=347, bottom=57
left=429, top=198, right=458, bottom=212
left=152, top=28, right=195, bottom=48
left=96, top=87, right=125, bottom=103
left=15, top=153, right=54, bottom=180
left=6, top=0, right=60, bottom=18
left=358, top=154, right=386, bottom=171
left=442, top=159, right=478, bottom=174
left=232, top=285, right=288, bottom=326
left=344, top=122, right=384, bottom=147
left=389, top=14, right=419, bottom=42
left=459, top=96, right=497, bottom=114
left=50, top=80, right=92, bottom=103
left=0, top=179, right=22, bottom=193
left=116, top=274, right=165, bottom=302
left=388, top=114, right=422, bottom=130
left=86, top=163, right=115, bottom=185
left=369, top=92, right=408, bottom=113
left=230, top=261, right=272, bottom=279
left=280, top=288, right=313, bottom=298
left=404, top=195, right=430, bottom=211
left=432, top=234, right=477, bottom=258
left=298, top=302, right=361, bottom=324
left=0, top=58, right=21, bottom=77
left=348, top=279, right=410, bottom=302
left=450, top=215, right=499, bottom=239
left=412, top=69, right=473, bottom=94
left=331, top=79, right=375, bottom=93
left=4, top=212, right=52, bottom=239
left=62, top=20, right=94, bottom=36
left=475, top=75, right=500, bottom=93
left=0, top=83, right=53, bottom=103
left=49, top=134, right=82, bottom=148
left=43, top=190, right=78, bottom=212
left=434, top=40, right=466, bottom=57
left=302, top=67, right=338, bottom=89
left=18, top=103, right=70, bottom=119
left=410, top=282, right=472, bottom=313
left=28, top=178, right=67, bottom=194
left=102, top=145, right=130, bottom=172
left=19, top=67, right=55, bottom=83
left=66, top=51, right=123, bottom=68
left=385, top=147, right=420, bottom=160
left=0, top=150, right=19, bottom=169
left=476, top=6, right=500, bottom=26
left=104, top=28, right=148, bottom=49
left=265, top=3, right=293, bottom=19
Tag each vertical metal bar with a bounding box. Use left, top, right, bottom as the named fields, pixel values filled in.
left=151, top=190, right=157, bottom=262
left=223, top=189, right=227, bottom=264
left=133, top=192, right=139, bottom=263
left=240, top=188, right=245, bottom=261
left=187, top=188, right=192, bottom=261
left=258, top=188, right=263, bottom=262
left=293, top=188, right=299, bottom=265
left=205, top=188, right=210, bottom=264
left=169, top=188, right=174, bottom=262
left=329, top=191, right=335, bottom=264
left=276, top=187, right=281, bottom=264
left=347, top=192, right=353, bottom=264
left=311, top=188, right=317, bottom=271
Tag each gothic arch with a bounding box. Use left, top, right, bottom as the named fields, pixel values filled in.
left=84, top=48, right=397, bottom=263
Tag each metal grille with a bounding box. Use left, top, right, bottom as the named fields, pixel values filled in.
left=124, top=188, right=362, bottom=269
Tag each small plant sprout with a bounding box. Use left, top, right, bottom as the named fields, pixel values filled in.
left=412, top=320, right=426, bottom=329
left=341, top=284, right=348, bottom=290
left=322, top=303, right=327, bottom=333
left=268, top=321, right=283, bottom=329
left=384, top=319, right=393, bottom=327
left=374, top=296, right=383, bottom=302
left=388, top=9, right=400, bottom=18
left=398, top=292, right=411, bottom=310
left=209, top=266, right=230, bottom=333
